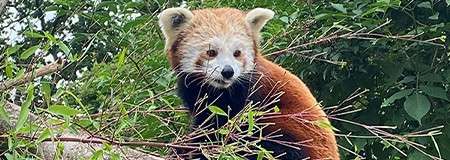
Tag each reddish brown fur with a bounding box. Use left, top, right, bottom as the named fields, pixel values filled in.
left=168, top=37, right=183, bottom=69
left=165, top=8, right=339, bottom=159
left=255, top=56, right=339, bottom=160
left=195, top=51, right=212, bottom=67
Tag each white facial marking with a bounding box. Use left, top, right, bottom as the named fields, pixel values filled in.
left=180, top=34, right=255, bottom=88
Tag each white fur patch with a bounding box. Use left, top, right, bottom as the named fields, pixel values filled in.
left=246, top=8, right=274, bottom=40
left=179, top=34, right=255, bottom=88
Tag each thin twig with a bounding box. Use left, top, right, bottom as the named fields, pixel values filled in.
left=0, top=134, right=198, bottom=150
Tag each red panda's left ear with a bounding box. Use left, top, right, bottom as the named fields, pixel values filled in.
left=246, top=8, right=274, bottom=34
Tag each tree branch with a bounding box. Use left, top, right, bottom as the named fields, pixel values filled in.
left=0, top=134, right=198, bottom=150
left=0, top=0, right=6, bottom=15
left=0, top=102, right=165, bottom=160
left=0, top=60, right=64, bottom=91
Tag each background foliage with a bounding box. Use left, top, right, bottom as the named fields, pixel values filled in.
left=0, top=0, right=449, bottom=159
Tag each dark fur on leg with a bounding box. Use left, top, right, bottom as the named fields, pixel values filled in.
left=174, top=74, right=306, bottom=159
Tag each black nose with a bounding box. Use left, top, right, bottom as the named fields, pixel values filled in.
left=221, top=65, right=234, bottom=79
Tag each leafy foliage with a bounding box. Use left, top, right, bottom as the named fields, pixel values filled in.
left=0, top=0, right=449, bottom=159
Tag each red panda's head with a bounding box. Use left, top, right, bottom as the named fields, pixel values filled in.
left=159, top=8, right=274, bottom=88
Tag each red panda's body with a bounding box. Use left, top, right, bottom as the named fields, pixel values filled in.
left=256, top=56, right=339, bottom=159
left=159, top=8, right=339, bottom=159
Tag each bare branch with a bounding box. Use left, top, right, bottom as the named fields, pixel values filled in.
left=0, top=134, right=198, bottom=150
left=267, top=30, right=446, bottom=58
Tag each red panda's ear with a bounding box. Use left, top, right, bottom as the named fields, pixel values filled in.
left=158, top=7, right=193, bottom=49
left=246, top=8, right=274, bottom=34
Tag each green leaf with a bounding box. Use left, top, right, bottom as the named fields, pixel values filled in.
left=5, top=153, right=14, bottom=160
left=48, top=105, right=82, bottom=117
left=53, top=89, right=64, bottom=99
left=16, top=68, right=25, bottom=78
left=429, top=13, right=439, bottom=20
left=218, top=128, right=229, bottom=135
left=5, top=62, right=14, bottom=78
left=37, top=128, right=52, bottom=143
left=279, top=16, right=289, bottom=23
left=314, top=13, right=328, bottom=20
left=78, top=119, right=93, bottom=127
left=7, top=134, right=12, bottom=150
left=5, top=45, right=23, bottom=56
left=382, top=89, right=414, bottom=107
left=257, top=150, right=264, bottom=160
left=24, top=31, right=45, bottom=38
left=404, top=93, right=430, bottom=123
left=218, top=154, right=235, bottom=160
left=45, top=5, right=60, bottom=11
left=382, top=61, right=404, bottom=81
left=247, top=111, right=255, bottom=135
left=208, top=106, right=227, bottom=116
left=273, top=105, right=280, bottom=112
left=331, top=3, right=347, bottom=14
left=44, top=32, right=58, bottom=42
left=97, top=1, right=118, bottom=9
left=443, top=70, right=450, bottom=83
left=255, top=146, right=274, bottom=159
left=20, top=45, right=39, bottom=60
left=420, top=86, right=449, bottom=101
left=117, top=48, right=127, bottom=66
left=352, top=9, right=363, bottom=15
left=55, top=142, right=64, bottom=159
left=420, top=73, right=443, bottom=82
left=109, top=153, right=121, bottom=160
left=90, top=150, right=104, bottom=160
left=123, top=15, right=149, bottom=31
left=41, top=81, right=52, bottom=106
left=16, top=84, right=34, bottom=132
left=57, top=41, right=70, bottom=54
left=314, top=119, right=338, bottom=131
left=0, top=100, right=11, bottom=126
left=54, top=0, right=70, bottom=6
left=417, top=2, right=432, bottom=8
left=399, top=76, right=415, bottom=84
left=408, top=150, right=430, bottom=160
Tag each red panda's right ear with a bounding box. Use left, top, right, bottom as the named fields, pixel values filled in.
left=158, top=8, right=193, bottom=49
left=245, top=8, right=274, bottom=42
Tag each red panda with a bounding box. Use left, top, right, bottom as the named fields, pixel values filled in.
left=158, top=8, right=339, bottom=159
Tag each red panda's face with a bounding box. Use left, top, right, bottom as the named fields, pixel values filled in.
left=179, top=30, right=256, bottom=88
left=159, top=8, right=274, bottom=88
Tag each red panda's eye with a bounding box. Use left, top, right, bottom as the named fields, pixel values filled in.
left=206, top=50, right=217, bottom=57
left=233, top=50, right=241, bottom=57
